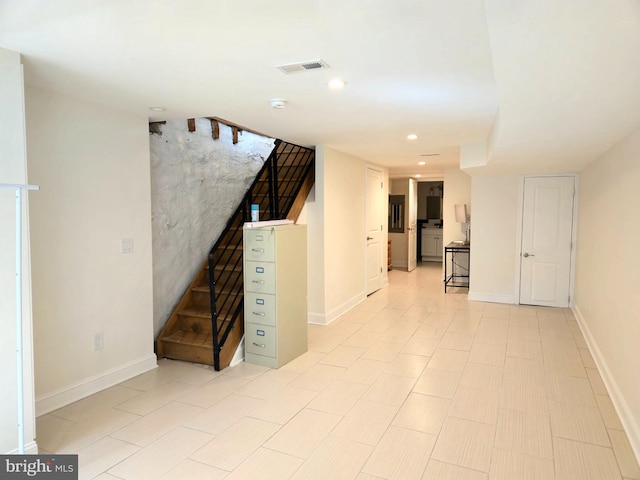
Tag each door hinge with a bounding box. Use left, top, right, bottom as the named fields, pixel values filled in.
left=380, top=182, right=383, bottom=189
left=380, top=267, right=382, bottom=273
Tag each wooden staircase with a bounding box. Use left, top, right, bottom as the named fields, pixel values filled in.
left=156, top=140, right=315, bottom=370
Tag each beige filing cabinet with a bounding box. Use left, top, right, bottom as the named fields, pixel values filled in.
left=243, top=223, right=308, bottom=368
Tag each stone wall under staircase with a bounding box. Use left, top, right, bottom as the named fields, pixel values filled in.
left=150, top=118, right=275, bottom=336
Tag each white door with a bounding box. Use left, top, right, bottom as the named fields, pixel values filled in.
left=366, top=167, right=384, bottom=294
left=519, top=176, right=575, bottom=307
left=407, top=178, right=418, bottom=271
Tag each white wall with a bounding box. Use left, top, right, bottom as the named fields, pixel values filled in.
left=0, top=48, right=37, bottom=454
left=303, top=150, right=325, bottom=319
left=324, top=147, right=368, bottom=316
left=573, top=126, right=640, bottom=460
left=150, top=119, right=274, bottom=335
left=468, top=175, right=520, bottom=303
left=306, top=146, right=388, bottom=324
left=442, top=168, right=472, bottom=280
left=442, top=168, right=471, bottom=246
left=25, top=86, right=156, bottom=415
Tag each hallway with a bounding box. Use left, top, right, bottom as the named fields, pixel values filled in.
left=36, top=262, right=639, bottom=479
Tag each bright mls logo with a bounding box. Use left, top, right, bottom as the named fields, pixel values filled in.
left=0, top=455, right=77, bottom=479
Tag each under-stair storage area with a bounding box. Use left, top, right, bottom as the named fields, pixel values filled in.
left=244, top=222, right=308, bottom=368
left=155, top=134, right=315, bottom=371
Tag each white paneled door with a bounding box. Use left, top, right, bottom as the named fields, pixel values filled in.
left=366, top=167, right=384, bottom=295
left=519, top=176, right=575, bottom=307
left=407, top=178, right=418, bottom=272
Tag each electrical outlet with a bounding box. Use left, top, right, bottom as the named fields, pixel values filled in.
left=94, top=333, right=104, bottom=350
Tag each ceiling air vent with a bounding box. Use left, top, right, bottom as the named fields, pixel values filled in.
left=276, top=59, right=331, bottom=74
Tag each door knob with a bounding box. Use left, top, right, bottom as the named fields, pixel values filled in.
left=523, top=252, right=535, bottom=257
left=367, top=236, right=374, bottom=240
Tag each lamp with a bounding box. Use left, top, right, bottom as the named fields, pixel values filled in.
left=454, top=204, right=470, bottom=244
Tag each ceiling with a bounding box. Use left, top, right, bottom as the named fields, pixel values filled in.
left=1, top=0, right=639, bottom=179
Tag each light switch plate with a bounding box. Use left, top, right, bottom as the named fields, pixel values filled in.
left=121, top=238, right=134, bottom=253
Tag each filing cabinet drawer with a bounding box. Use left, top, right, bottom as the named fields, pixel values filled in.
left=245, top=292, right=276, bottom=326
left=245, top=323, right=276, bottom=358
left=244, top=261, right=275, bottom=294
left=244, top=229, right=275, bottom=262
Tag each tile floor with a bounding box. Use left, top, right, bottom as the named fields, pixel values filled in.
left=37, top=262, right=640, bottom=480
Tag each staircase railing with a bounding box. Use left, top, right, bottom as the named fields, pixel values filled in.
left=207, top=139, right=314, bottom=370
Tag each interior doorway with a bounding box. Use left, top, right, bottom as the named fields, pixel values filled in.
left=407, top=178, right=418, bottom=272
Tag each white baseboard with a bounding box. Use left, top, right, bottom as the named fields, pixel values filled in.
left=308, top=291, right=367, bottom=326
left=572, top=304, right=640, bottom=464
left=307, top=312, right=326, bottom=325
left=467, top=291, right=515, bottom=304
left=5, top=441, right=38, bottom=455
left=35, top=354, right=157, bottom=416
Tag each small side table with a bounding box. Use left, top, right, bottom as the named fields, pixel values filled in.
left=444, top=242, right=470, bottom=292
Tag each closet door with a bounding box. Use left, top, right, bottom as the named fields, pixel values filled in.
left=519, top=176, right=575, bottom=307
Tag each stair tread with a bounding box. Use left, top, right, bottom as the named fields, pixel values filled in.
left=256, top=178, right=304, bottom=183
left=193, top=285, right=242, bottom=292
left=213, top=265, right=243, bottom=272
left=178, top=307, right=212, bottom=318
left=217, top=244, right=243, bottom=251
left=161, top=330, right=212, bottom=347
left=179, top=304, right=241, bottom=317
left=193, top=285, right=244, bottom=295
left=205, top=263, right=243, bottom=271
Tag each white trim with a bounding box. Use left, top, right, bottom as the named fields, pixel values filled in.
left=0, top=183, right=39, bottom=190
left=572, top=304, right=640, bottom=464
left=568, top=175, right=579, bottom=307
left=513, top=176, right=525, bottom=303
left=6, top=440, right=37, bottom=455
left=308, top=291, right=367, bottom=326
left=35, top=354, right=157, bottom=416
left=307, top=312, right=327, bottom=325
left=467, top=291, right=515, bottom=304
left=1, top=184, right=39, bottom=453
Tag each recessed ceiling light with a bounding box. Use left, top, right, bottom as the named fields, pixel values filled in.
left=407, top=134, right=418, bottom=140
left=328, top=78, right=347, bottom=89
left=270, top=98, right=287, bottom=109
left=149, top=107, right=166, bottom=112
left=418, top=161, right=426, bottom=165
left=415, top=174, right=421, bottom=178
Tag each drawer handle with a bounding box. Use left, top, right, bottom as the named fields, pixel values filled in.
left=252, top=311, right=265, bottom=316
left=253, top=342, right=266, bottom=348
left=251, top=248, right=265, bottom=253
left=252, top=280, right=265, bottom=284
